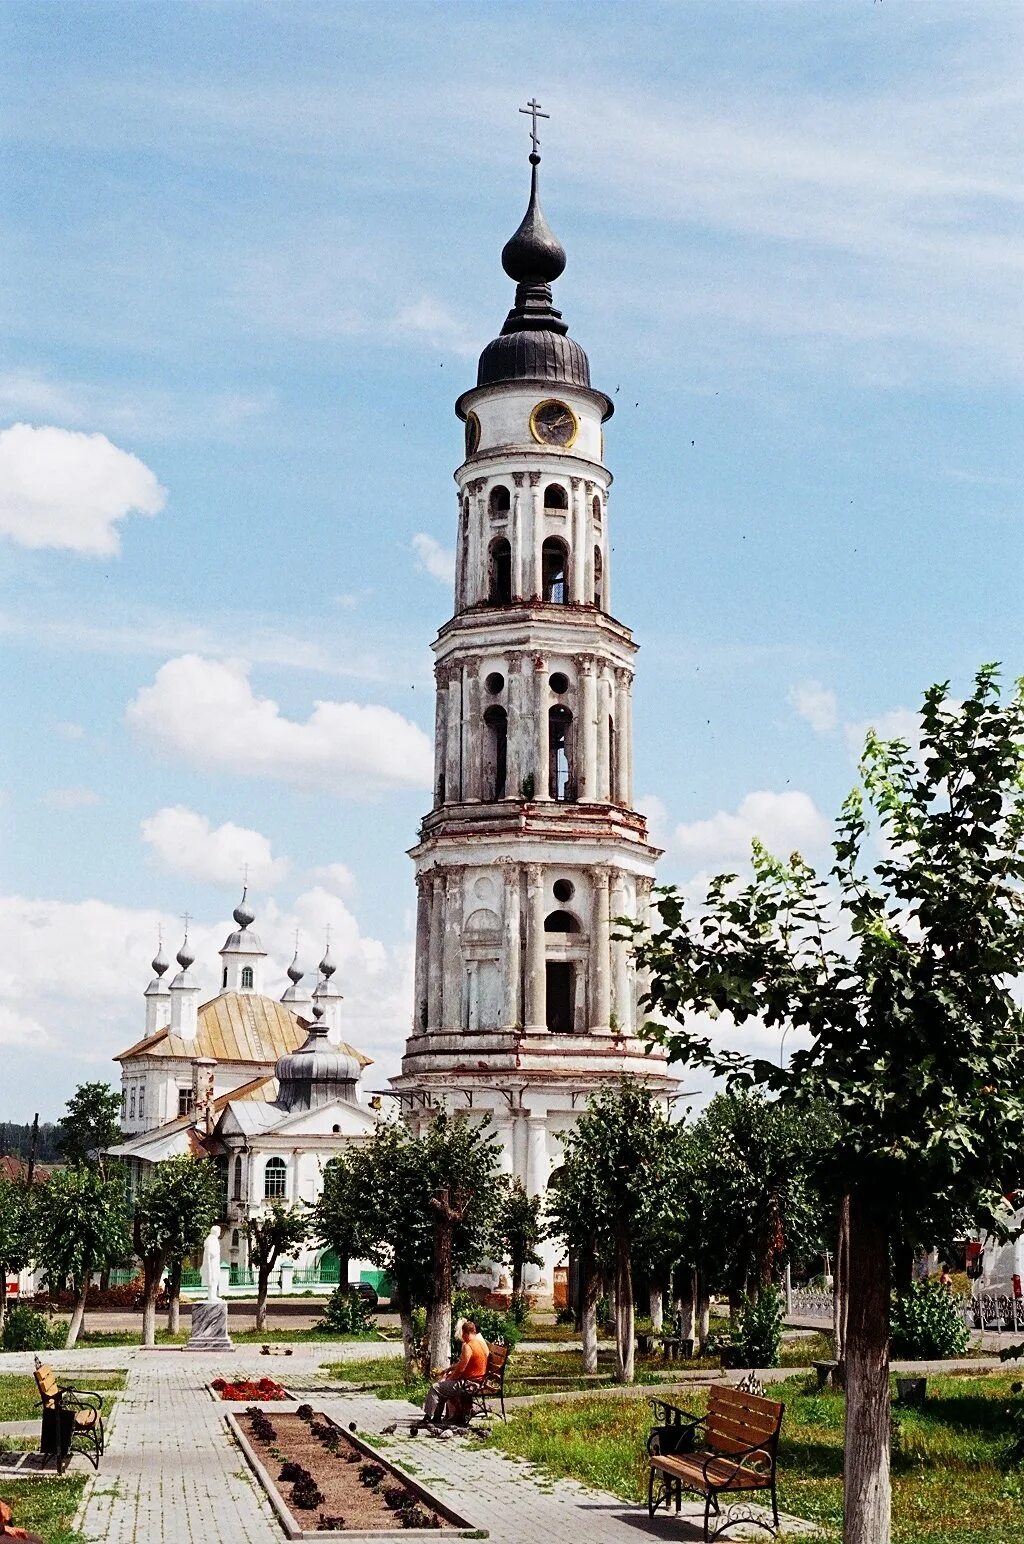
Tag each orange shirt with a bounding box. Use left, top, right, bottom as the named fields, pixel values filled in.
left=454, top=1332, right=489, bottom=1380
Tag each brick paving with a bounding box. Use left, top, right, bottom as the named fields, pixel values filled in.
left=0, top=1343, right=815, bottom=1542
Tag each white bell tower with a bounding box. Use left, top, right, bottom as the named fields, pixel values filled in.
left=393, top=111, right=673, bottom=1291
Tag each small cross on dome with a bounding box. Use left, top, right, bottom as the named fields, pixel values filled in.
left=519, top=97, right=549, bottom=157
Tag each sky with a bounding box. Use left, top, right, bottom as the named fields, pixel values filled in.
left=0, top=1, right=1021, bottom=1118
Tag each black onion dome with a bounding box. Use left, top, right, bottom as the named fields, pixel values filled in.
left=501, top=155, right=566, bottom=283
left=478, top=330, right=591, bottom=389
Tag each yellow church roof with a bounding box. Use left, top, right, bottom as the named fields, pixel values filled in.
left=115, top=991, right=371, bottom=1068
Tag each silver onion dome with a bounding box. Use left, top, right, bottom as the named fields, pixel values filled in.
left=275, top=1019, right=361, bottom=1112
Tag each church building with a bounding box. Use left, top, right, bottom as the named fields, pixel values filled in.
left=392, top=119, right=675, bottom=1292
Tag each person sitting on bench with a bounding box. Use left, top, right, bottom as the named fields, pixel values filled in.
left=424, top=1318, right=489, bottom=1425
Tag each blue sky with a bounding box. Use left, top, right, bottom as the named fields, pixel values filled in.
left=1, top=1, right=1021, bottom=1116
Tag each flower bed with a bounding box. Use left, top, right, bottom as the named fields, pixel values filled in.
left=230, top=1404, right=477, bottom=1537
left=211, top=1376, right=289, bottom=1401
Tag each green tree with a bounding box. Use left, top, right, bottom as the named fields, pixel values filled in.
left=494, top=1179, right=545, bottom=1302
left=133, top=1156, right=220, bottom=1347
left=631, top=666, right=1024, bottom=1544
left=58, top=1082, right=122, bottom=1174
left=558, top=1079, right=677, bottom=1383
left=34, top=1167, right=131, bottom=1347
left=0, top=1176, right=33, bottom=1336
left=546, top=1143, right=606, bottom=1373
left=317, top=1153, right=361, bottom=1290
left=247, top=1203, right=311, bottom=1331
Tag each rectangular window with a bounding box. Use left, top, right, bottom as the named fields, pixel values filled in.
left=129, top=1087, right=136, bottom=1120
left=138, top=1085, right=145, bottom=1120
left=178, top=1087, right=195, bottom=1117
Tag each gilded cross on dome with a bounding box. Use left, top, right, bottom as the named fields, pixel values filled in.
left=519, top=97, right=549, bottom=156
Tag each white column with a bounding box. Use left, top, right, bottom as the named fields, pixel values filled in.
left=291, top=1151, right=300, bottom=1204
left=611, top=868, right=631, bottom=1034
left=455, top=495, right=467, bottom=610
left=623, top=672, right=634, bottom=807
left=596, top=664, right=611, bottom=800
left=440, top=867, right=463, bottom=1031
left=464, top=666, right=481, bottom=802
left=494, top=1117, right=515, bottom=1175
left=413, top=873, right=430, bottom=1031
left=591, top=866, right=611, bottom=1031
left=602, top=523, right=611, bottom=614
left=635, top=875, right=653, bottom=1028
left=501, top=862, right=522, bottom=1028
left=529, top=471, right=543, bottom=599
left=433, top=672, right=446, bottom=806
left=578, top=654, right=597, bottom=800
left=467, top=479, right=484, bottom=606
left=584, top=481, right=596, bottom=605
left=512, top=473, right=526, bottom=599
left=614, top=668, right=630, bottom=806
left=427, top=871, right=444, bottom=1030
left=446, top=669, right=462, bottom=801
left=526, top=1113, right=549, bottom=1197
left=505, top=651, right=523, bottom=797
left=524, top=863, right=547, bottom=1031
left=571, top=477, right=586, bottom=603
left=534, top=657, right=549, bottom=800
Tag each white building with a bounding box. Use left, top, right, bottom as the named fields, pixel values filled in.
left=111, top=893, right=380, bottom=1285
left=392, top=136, right=675, bottom=1292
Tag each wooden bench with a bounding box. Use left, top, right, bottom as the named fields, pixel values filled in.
left=465, top=1342, right=510, bottom=1423
left=647, top=1384, right=783, bottom=1540
left=33, top=1359, right=104, bottom=1474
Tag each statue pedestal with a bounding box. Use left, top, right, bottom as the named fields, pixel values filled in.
left=185, top=1298, right=232, bottom=1351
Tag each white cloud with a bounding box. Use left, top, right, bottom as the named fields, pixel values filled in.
left=789, top=681, right=839, bottom=735
left=314, top=862, right=357, bottom=897
left=126, top=654, right=433, bottom=797
left=412, top=533, right=455, bottom=585
left=390, top=299, right=477, bottom=357
left=140, top=805, right=289, bottom=889
left=670, top=789, right=830, bottom=868
left=54, top=721, right=85, bottom=740
left=636, top=793, right=669, bottom=848
left=0, top=370, right=271, bottom=442
left=0, top=1005, right=50, bottom=1048
left=39, top=786, right=100, bottom=810
left=844, top=708, right=920, bottom=760
left=0, top=423, right=166, bottom=555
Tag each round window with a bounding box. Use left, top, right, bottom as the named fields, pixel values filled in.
left=553, top=878, right=575, bottom=903
left=549, top=671, right=570, bottom=694
left=485, top=672, right=505, bottom=695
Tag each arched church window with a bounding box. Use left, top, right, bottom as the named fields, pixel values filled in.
left=543, top=483, right=568, bottom=510
left=544, top=909, right=580, bottom=932
left=241, top=965, right=254, bottom=990
left=593, top=547, right=603, bottom=608
left=489, top=538, right=512, bottom=605
left=222, top=966, right=228, bottom=989
left=264, top=1157, right=287, bottom=1200
left=232, top=1155, right=243, bottom=1201
left=542, top=539, right=569, bottom=604
left=592, top=494, right=602, bottom=523
left=489, top=484, right=511, bottom=515
left=482, top=705, right=508, bottom=801
left=549, top=705, right=575, bottom=801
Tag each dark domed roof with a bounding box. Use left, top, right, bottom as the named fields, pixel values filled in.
left=478, top=329, right=591, bottom=389
left=501, top=156, right=566, bottom=284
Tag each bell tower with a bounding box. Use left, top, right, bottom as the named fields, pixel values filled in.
left=393, top=109, right=672, bottom=1287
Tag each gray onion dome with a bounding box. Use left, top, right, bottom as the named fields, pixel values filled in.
left=275, top=1019, right=361, bottom=1111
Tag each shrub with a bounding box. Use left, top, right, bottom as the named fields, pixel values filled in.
left=734, top=1286, right=783, bottom=1368
left=450, top=1290, right=521, bottom=1353
left=1, top=1304, right=64, bottom=1351
left=507, top=1293, right=531, bottom=1329
left=317, top=1285, right=376, bottom=1336
left=890, top=1281, right=970, bottom=1360
left=555, top=1305, right=576, bottom=1327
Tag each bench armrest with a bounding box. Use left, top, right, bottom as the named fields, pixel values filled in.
left=701, top=1439, right=774, bottom=1487
left=647, top=1412, right=703, bottom=1457
left=60, top=1388, right=103, bottom=1412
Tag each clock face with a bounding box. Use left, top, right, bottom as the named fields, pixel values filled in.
left=530, top=398, right=578, bottom=449
left=464, top=411, right=481, bottom=457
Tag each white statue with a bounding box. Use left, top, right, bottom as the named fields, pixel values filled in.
left=201, top=1224, right=223, bottom=1300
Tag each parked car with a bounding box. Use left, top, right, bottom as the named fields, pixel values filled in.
left=348, top=1280, right=378, bottom=1307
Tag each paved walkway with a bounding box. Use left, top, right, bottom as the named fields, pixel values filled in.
left=0, top=1343, right=810, bottom=1544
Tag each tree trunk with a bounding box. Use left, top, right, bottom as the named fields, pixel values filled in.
left=427, top=1187, right=466, bottom=1378
left=677, top=1268, right=696, bottom=1344
left=843, top=1195, right=892, bottom=1544
left=512, top=1255, right=524, bottom=1297
left=427, top=1299, right=452, bottom=1377
left=395, top=1279, right=418, bottom=1379
left=255, top=1262, right=272, bottom=1332
left=649, top=1284, right=664, bottom=1331
left=580, top=1242, right=599, bottom=1374
left=833, top=1193, right=851, bottom=1367
left=614, top=1231, right=635, bottom=1384
left=696, top=1274, right=711, bottom=1352
left=167, top=1259, right=182, bottom=1335
left=65, top=1281, right=89, bottom=1349
left=0, top=1264, right=7, bottom=1336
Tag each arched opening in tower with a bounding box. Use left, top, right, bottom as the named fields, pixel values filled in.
left=593, top=545, right=603, bottom=608
left=542, top=538, right=569, bottom=604
left=548, top=705, right=574, bottom=800
left=482, top=705, right=508, bottom=800
left=545, top=961, right=575, bottom=1033
left=489, top=537, right=512, bottom=604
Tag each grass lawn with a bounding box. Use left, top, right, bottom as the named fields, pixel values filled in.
left=0, top=1476, right=87, bottom=1544
left=479, top=1371, right=1024, bottom=1544
left=63, top=1325, right=380, bottom=1347
left=0, top=1373, right=125, bottom=1425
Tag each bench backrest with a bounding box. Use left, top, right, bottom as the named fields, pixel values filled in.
left=33, top=1363, right=59, bottom=1408
left=485, top=1344, right=510, bottom=1382
left=705, top=1385, right=783, bottom=1457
